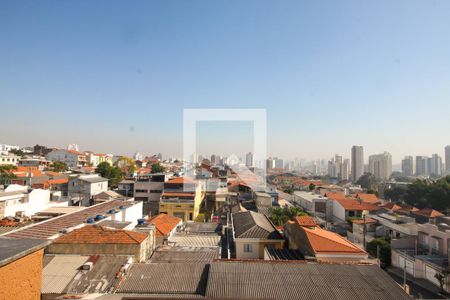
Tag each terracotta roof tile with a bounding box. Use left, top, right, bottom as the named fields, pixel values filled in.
left=147, top=214, right=182, bottom=237
left=351, top=218, right=377, bottom=225
left=413, top=208, right=444, bottom=218
left=354, top=193, right=380, bottom=204
left=334, top=198, right=379, bottom=211
left=294, top=216, right=317, bottom=227
left=324, top=192, right=347, bottom=201
left=301, top=226, right=366, bottom=255
left=381, top=202, right=402, bottom=211
left=167, top=177, right=195, bottom=184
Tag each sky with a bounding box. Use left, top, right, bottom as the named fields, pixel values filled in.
left=1, top=0, right=450, bottom=163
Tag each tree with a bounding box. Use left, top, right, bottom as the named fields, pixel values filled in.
left=151, top=163, right=165, bottom=173
left=0, top=165, right=17, bottom=186
left=434, top=271, right=448, bottom=294
left=384, top=185, right=408, bottom=202
left=48, top=161, right=68, bottom=172
left=356, top=173, right=378, bottom=191
left=404, top=176, right=450, bottom=211
left=308, top=183, right=316, bottom=191
left=9, top=148, right=26, bottom=157
left=113, top=156, right=136, bottom=176
left=367, top=237, right=391, bottom=267
left=269, top=206, right=307, bottom=226
left=95, top=162, right=123, bottom=188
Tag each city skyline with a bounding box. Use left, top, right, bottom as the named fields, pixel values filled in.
left=1, top=1, right=450, bottom=161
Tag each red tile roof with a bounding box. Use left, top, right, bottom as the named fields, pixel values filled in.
left=13, top=166, right=44, bottom=177
left=147, top=214, right=182, bottom=237
left=354, top=193, right=380, bottom=204
left=53, top=225, right=147, bottom=244
left=324, top=192, right=347, bottom=201
left=167, top=177, right=195, bottom=184
left=413, top=208, right=444, bottom=218
left=45, top=171, right=63, bottom=177
left=351, top=218, right=377, bottom=225
left=47, top=178, right=69, bottom=185
left=334, top=198, right=379, bottom=211
left=294, top=216, right=317, bottom=227
left=67, top=149, right=83, bottom=155
left=380, top=202, right=402, bottom=211
left=301, top=226, right=366, bottom=255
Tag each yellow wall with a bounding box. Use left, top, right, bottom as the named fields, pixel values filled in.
left=159, top=183, right=205, bottom=222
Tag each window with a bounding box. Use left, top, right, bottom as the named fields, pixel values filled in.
left=243, top=244, right=252, bottom=253
left=150, top=190, right=162, bottom=193
left=135, top=197, right=148, bottom=201
left=135, top=189, right=148, bottom=193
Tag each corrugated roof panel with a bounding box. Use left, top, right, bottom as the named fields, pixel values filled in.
left=42, top=255, right=89, bottom=294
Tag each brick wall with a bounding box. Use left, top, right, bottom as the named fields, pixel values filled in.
left=0, top=249, right=44, bottom=300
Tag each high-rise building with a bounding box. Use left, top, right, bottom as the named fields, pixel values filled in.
left=368, top=152, right=392, bottom=180
left=445, top=145, right=450, bottom=174
left=401, top=156, right=414, bottom=176
left=328, top=158, right=337, bottom=178
left=266, top=158, right=275, bottom=170
left=351, top=146, right=364, bottom=182
left=274, top=158, right=284, bottom=169
left=429, top=154, right=442, bottom=176
left=415, top=156, right=429, bottom=176
left=245, top=152, right=253, bottom=167
left=341, top=159, right=350, bottom=181
left=335, top=154, right=343, bottom=177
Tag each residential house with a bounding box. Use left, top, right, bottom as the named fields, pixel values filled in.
left=411, top=208, right=445, bottom=224
left=46, top=149, right=87, bottom=169
left=0, top=186, right=53, bottom=218
left=47, top=225, right=154, bottom=262
left=93, top=190, right=127, bottom=204
left=292, top=191, right=328, bottom=216
left=159, top=177, right=205, bottom=222
left=369, top=213, right=418, bottom=239
left=118, top=179, right=135, bottom=197
left=391, top=216, right=450, bottom=293
left=134, top=173, right=167, bottom=216
left=331, top=198, right=380, bottom=222
left=232, top=211, right=284, bottom=259
left=68, top=174, right=108, bottom=206
left=146, top=213, right=182, bottom=245
left=0, top=153, right=20, bottom=166
left=18, top=156, right=50, bottom=169
left=285, top=215, right=369, bottom=263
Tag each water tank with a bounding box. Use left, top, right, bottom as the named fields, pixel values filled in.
left=95, top=214, right=105, bottom=221
left=86, top=218, right=95, bottom=224
left=137, top=218, right=146, bottom=226
left=119, top=205, right=125, bottom=209
left=108, top=209, right=116, bottom=214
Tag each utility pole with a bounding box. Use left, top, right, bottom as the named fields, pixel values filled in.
left=362, top=214, right=366, bottom=249
left=403, top=259, right=407, bottom=289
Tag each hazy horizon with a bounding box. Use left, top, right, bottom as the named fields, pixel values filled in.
left=1, top=1, right=449, bottom=163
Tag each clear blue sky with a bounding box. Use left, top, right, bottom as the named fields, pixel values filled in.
left=1, top=0, right=449, bottom=162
